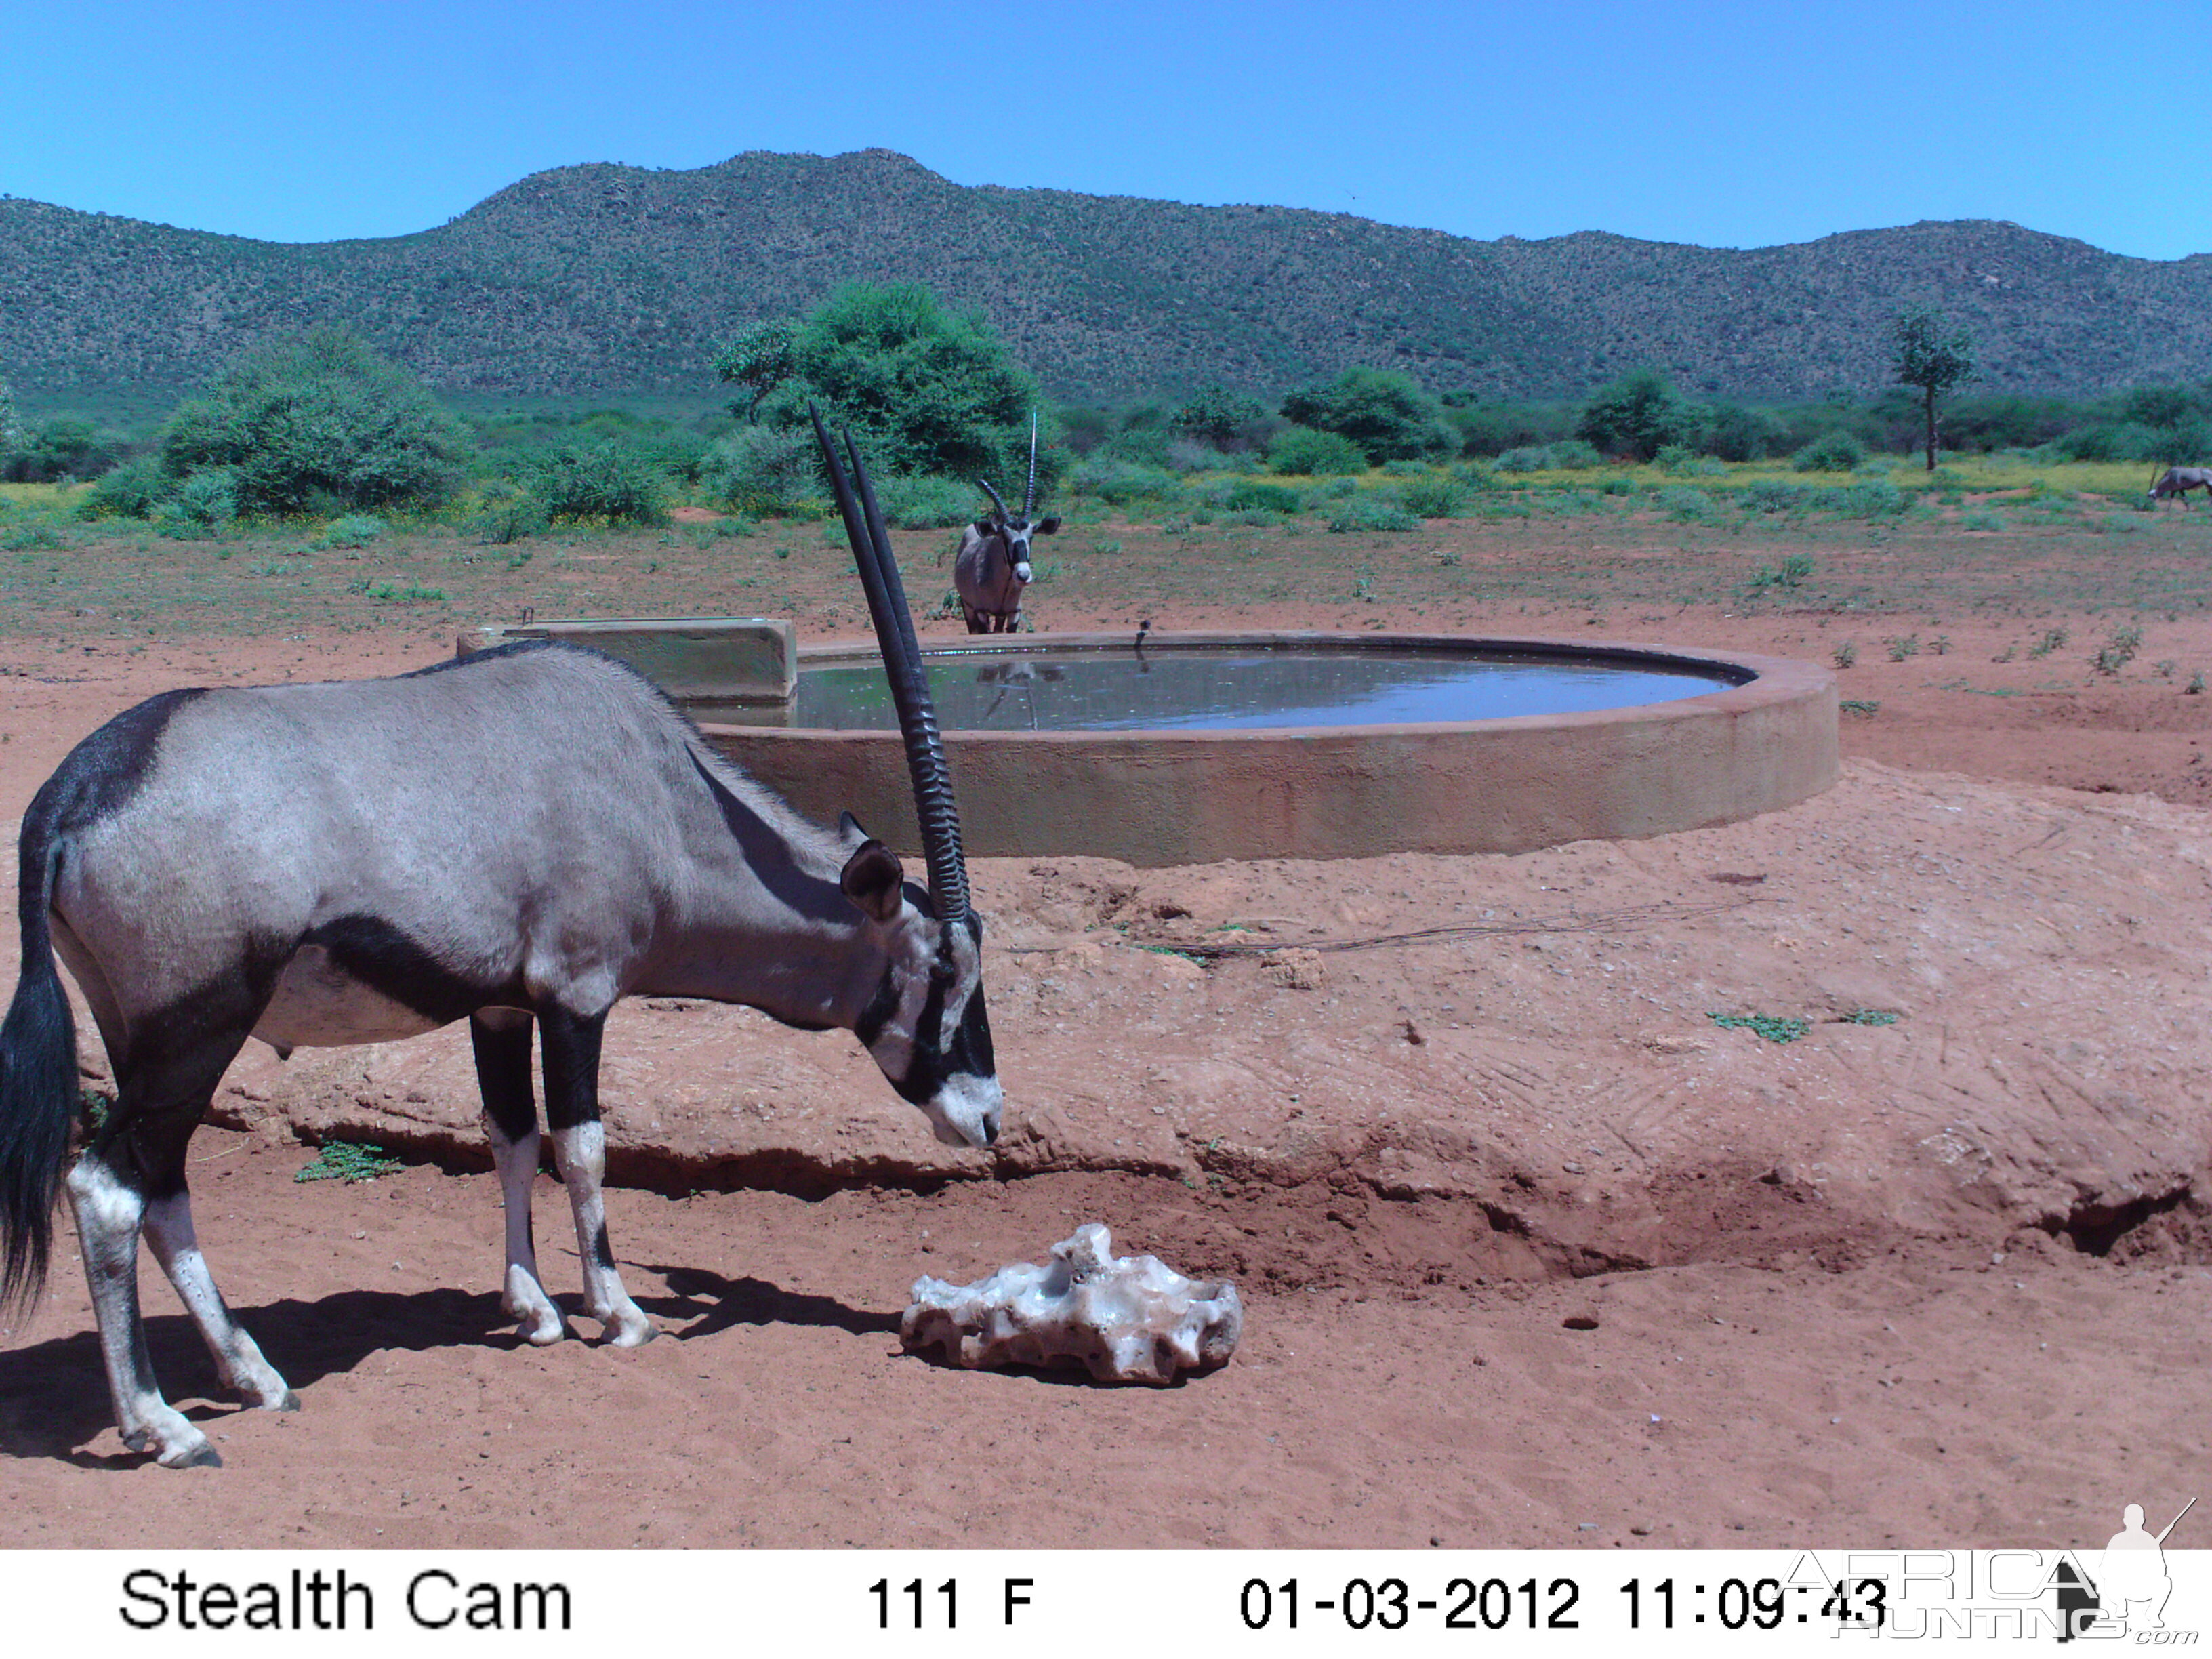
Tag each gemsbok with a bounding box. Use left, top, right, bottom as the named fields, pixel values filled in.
left=0, top=414, right=1000, bottom=1467
left=954, top=417, right=1059, bottom=634
left=2149, top=465, right=2212, bottom=508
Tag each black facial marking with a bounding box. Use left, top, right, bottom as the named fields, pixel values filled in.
left=882, top=920, right=994, bottom=1105
left=853, top=964, right=899, bottom=1048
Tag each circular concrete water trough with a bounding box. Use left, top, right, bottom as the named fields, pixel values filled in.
left=695, top=631, right=1837, bottom=867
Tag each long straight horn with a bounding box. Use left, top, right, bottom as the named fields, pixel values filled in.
left=1023, top=411, right=1039, bottom=518
left=975, top=478, right=1009, bottom=522
left=811, top=408, right=970, bottom=920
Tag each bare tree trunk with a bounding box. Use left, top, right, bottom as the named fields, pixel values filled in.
left=1924, top=386, right=1938, bottom=472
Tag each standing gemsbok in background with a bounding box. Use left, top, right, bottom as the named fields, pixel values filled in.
left=0, top=413, right=1000, bottom=1469
left=954, top=415, right=1059, bottom=634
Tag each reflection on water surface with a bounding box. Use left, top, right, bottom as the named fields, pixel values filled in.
left=708, top=646, right=1740, bottom=732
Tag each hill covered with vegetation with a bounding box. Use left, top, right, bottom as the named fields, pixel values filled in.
left=4, top=148, right=2207, bottom=405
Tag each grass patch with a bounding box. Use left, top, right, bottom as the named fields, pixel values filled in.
left=1708, top=1012, right=1810, bottom=1044
left=295, top=1141, right=405, bottom=1183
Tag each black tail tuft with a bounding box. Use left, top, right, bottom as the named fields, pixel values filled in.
left=0, top=835, right=79, bottom=1317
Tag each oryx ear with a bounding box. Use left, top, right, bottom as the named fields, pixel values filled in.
left=840, top=838, right=906, bottom=922
left=974, top=519, right=996, bottom=537
left=1035, top=516, right=1061, bottom=535
left=838, top=809, right=870, bottom=843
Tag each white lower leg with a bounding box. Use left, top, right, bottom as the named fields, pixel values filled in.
left=485, top=1118, right=564, bottom=1345
left=550, top=1122, right=652, bottom=1346
left=142, top=1191, right=295, bottom=1410
left=65, top=1159, right=217, bottom=1468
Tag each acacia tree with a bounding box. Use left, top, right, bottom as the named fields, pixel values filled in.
left=712, top=320, right=796, bottom=419
left=1576, top=366, right=1689, bottom=462
left=751, top=282, right=1046, bottom=482
left=1891, top=306, right=1976, bottom=472
left=1279, top=367, right=1455, bottom=463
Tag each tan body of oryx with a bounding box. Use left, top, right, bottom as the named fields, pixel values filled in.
left=0, top=419, right=1002, bottom=1469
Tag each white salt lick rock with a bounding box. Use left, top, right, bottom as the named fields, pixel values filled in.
left=901, top=1223, right=1243, bottom=1385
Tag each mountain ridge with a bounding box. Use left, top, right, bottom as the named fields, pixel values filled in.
left=3, top=148, right=2206, bottom=404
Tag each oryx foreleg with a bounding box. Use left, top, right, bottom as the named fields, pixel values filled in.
left=539, top=1006, right=653, bottom=1347
left=471, top=1008, right=565, bottom=1345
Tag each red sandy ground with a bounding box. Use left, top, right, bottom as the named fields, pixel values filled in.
left=1, top=546, right=2209, bottom=1551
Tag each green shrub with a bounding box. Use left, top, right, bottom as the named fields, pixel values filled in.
left=1741, top=479, right=1808, bottom=514
left=1962, top=508, right=2005, bottom=531
left=1097, top=423, right=1173, bottom=466
left=1397, top=476, right=1463, bottom=518
left=1832, top=479, right=1906, bottom=517
left=1493, top=445, right=1553, bottom=472
left=2057, top=422, right=2164, bottom=464
left=0, top=521, right=64, bottom=552
left=466, top=483, right=548, bottom=544
left=1697, top=402, right=1789, bottom=462
left=1657, top=485, right=1715, bottom=522
left=157, top=468, right=238, bottom=534
left=1793, top=432, right=1868, bottom=472
left=79, top=455, right=171, bottom=520
left=701, top=424, right=819, bottom=516
left=1165, top=438, right=1234, bottom=473
left=1224, top=480, right=1304, bottom=514
left=1170, top=384, right=1269, bottom=448
left=1280, top=367, right=1455, bottom=462
left=1264, top=425, right=1368, bottom=476
left=1071, top=457, right=1182, bottom=504
left=533, top=441, right=668, bottom=525
left=295, top=1141, right=405, bottom=1183
left=1547, top=438, right=1603, bottom=470
left=752, top=281, right=1052, bottom=486
left=312, top=513, right=386, bottom=550
left=1325, top=493, right=1418, bottom=533
left=1576, top=367, right=1690, bottom=461
left=874, top=473, right=977, bottom=530
left=3, top=415, right=129, bottom=483
left=1744, top=554, right=1815, bottom=593
left=162, top=327, right=468, bottom=515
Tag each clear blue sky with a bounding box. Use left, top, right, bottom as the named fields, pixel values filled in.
left=3, top=0, right=2200, bottom=259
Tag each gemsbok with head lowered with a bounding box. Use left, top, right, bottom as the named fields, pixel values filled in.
left=0, top=414, right=999, bottom=1468
left=954, top=416, right=1059, bottom=634
left=2149, top=465, right=2212, bottom=508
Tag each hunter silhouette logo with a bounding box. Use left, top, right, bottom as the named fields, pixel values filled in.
left=2059, top=1496, right=2196, bottom=1641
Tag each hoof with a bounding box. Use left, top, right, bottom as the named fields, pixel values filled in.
left=268, top=1391, right=302, bottom=1413
left=601, top=1309, right=656, bottom=1348
left=518, top=1312, right=567, bottom=1347
left=159, top=1441, right=222, bottom=1470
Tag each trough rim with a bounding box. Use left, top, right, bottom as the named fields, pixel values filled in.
left=701, top=628, right=1826, bottom=747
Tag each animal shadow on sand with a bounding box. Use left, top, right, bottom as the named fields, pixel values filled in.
left=0, top=1286, right=505, bottom=1465
left=636, top=1263, right=898, bottom=1343
left=0, top=1271, right=902, bottom=1464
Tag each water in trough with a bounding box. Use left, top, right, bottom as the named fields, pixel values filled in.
left=727, top=644, right=1742, bottom=733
